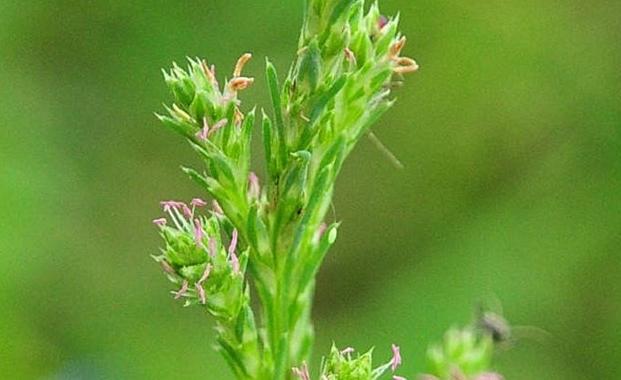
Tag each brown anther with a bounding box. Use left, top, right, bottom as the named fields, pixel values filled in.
left=393, top=56, right=419, bottom=74
left=389, top=36, right=407, bottom=59
left=229, top=77, right=255, bottom=91
left=344, top=47, right=356, bottom=64
left=233, top=53, right=252, bottom=77
left=234, top=108, right=244, bottom=125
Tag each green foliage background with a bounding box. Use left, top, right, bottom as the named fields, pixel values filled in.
left=1, top=0, right=619, bottom=378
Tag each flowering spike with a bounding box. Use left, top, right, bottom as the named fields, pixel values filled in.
left=391, top=344, right=402, bottom=372
left=154, top=1, right=423, bottom=378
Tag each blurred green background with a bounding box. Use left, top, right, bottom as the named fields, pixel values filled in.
left=1, top=0, right=620, bottom=378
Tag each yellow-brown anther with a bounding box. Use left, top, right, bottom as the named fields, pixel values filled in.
left=389, top=36, right=407, bottom=59
left=234, top=53, right=253, bottom=77
left=344, top=47, right=356, bottom=64
left=393, top=57, right=419, bottom=74
left=229, top=77, right=255, bottom=92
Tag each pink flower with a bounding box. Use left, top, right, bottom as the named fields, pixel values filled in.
left=194, top=219, right=204, bottom=245
left=341, top=347, right=355, bottom=355
left=393, top=376, right=407, bottom=380
left=390, top=344, right=402, bottom=372
left=153, top=218, right=167, bottom=227
left=191, top=198, right=207, bottom=207
left=174, top=280, right=189, bottom=299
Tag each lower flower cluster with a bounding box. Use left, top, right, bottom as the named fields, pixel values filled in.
left=292, top=344, right=406, bottom=380
left=152, top=198, right=262, bottom=378
left=419, top=328, right=503, bottom=380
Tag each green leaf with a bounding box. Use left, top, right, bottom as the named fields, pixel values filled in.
left=262, top=112, right=277, bottom=179
left=265, top=59, right=288, bottom=166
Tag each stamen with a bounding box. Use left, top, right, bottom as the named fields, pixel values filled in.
left=191, top=198, right=207, bottom=207
left=389, top=36, right=407, bottom=59
left=195, top=283, right=206, bottom=304
left=198, top=263, right=212, bottom=284
left=160, top=259, right=176, bottom=276
left=208, top=119, right=228, bottom=136
left=228, top=229, right=238, bottom=255
left=196, top=117, right=210, bottom=141
left=233, top=53, right=252, bottom=77
left=344, top=48, right=357, bottom=64
left=194, top=219, right=204, bottom=246
left=390, top=344, right=402, bottom=372
left=292, top=362, right=310, bottom=380
left=174, top=280, right=189, bottom=299
left=229, top=77, right=254, bottom=92
left=153, top=218, right=167, bottom=227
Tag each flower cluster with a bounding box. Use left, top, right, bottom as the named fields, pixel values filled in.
left=152, top=199, right=261, bottom=377
left=419, top=328, right=503, bottom=380
left=291, top=344, right=406, bottom=380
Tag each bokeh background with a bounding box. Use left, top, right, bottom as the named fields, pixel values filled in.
left=1, top=0, right=620, bottom=378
